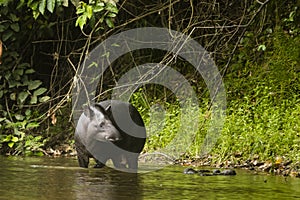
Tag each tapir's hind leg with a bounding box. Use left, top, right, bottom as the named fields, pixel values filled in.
left=112, top=155, right=127, bottom=169
left=126, top=154, right=139, bottom=173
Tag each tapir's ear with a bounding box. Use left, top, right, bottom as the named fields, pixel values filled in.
left=94, top=104, right=108, bottom=115
left=83, top=105, right=94, bottom=119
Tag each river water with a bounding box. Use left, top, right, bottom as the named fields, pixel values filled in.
left=0, top=156, right=299, bottom=200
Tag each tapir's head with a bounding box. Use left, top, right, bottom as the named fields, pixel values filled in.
left=84, top=104, right=121, bottom=142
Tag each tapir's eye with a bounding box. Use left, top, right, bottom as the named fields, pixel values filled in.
left=99, top=121, right=105, bottom=128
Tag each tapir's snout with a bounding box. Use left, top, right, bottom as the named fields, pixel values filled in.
left=105, top=135, right=122, bottom=142
left=103, top=123, right=122, bottom=142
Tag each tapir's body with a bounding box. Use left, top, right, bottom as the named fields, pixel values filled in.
left=75, top=100, right=146, bottom=172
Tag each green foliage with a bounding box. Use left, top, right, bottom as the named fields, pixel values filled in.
left=130, top=89, right=175, bottom=152
left=0, top=0, right=119, bottom=155
left=3, top=0, right=119, bottom=30
left=0, top=2, right=50, bottom=155
left=209, top=28, right=300, bottom=164
left=213, top=95, right=300, bottom=164
left=1, top=62, right=49, bottom=105
left=17, top=0, right=69, bottom=19
left=24, top=135, right=45, bottom=156
left=130, top=88, right=208, bottom=156
left=129, top=27, right=300, bottom=165
left=75, top=0, right=119, bottom=30
left=0, top=59, right=48, bottom=155
left=283, top=6, right=299, bottom=36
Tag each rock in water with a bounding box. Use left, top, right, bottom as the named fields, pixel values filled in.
left=221, top=169, right=236, bottom=175
left=183, top=168, right=198, bottom=174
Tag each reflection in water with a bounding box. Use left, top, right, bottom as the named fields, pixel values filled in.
left=0, top=156, right=299, bottom=200
left=0, top=156, right=142, bottom=200
left=74, top=169, right=142, bottom=200
left=0, top=156, right=78, bottom=200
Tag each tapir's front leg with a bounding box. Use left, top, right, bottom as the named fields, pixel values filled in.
left=77, top=149, right=90, bottom=168
left=94, top=159, right=106, bottom=168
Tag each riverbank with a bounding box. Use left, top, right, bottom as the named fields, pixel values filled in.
left=42, top=144, right=300, bottom=178
left=178, top=155, right=300, bottom=178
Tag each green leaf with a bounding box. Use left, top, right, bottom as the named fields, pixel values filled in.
left=16, top=0, right=25, bottom=9
left=15, top=114, right=25, bottom=120
left=18, top=63, right=31, bottom=68
left=14, top=128, right=27, bottom=136
left=76, top=15, right=87, bottom=30
left=28, top=80, right=42, bottom=90
left=96, top=1, right=105, bottom=7
left=34, top=135, right=42, bottom=141
left=33, top=10, right=40, bottom=19
left=8, top=13, right=19, bottom=22
left=257, top=44, right=266, bottom=51
left=0, top=25, right=7, bottom=32
left=107, top=12, right=117, bottom=18
left=33, top=88, right=47, bottom=96
left=47, top=0, right=56, bottom=13
left=5, top=73, right=11, bottom=80
left=76, top=1, right=86, bottom=12
left=93, top=5, right=104, bottom=13
left=30, top=95, right=37, bottom=104
left=76, top=7, right=85, bottom=14
left=86, top=5, right=93, bottom=19
left=2, top=30, right=14, bottom=41
left=25, top=69, right=35, bottom=74
left=62, top=0, right=68, bottom=7
left=105, top=18, right=114, bottom=28
left=25, top=109, right=32, bottom=116
left=39, top=96, right=50, bottom=102
left=3, top=135, right=11, bottom=142
left=8, top=79, right=19, bottom=88
left=39, top=0, right=46, bottom=14
left=105, top=3, right=118, bottom=13
left=10, top=93, right=16, bottom=101
left=8, top=142, right=15, bottom=148
left=26, top=122, right=40, bottom=129
left=11, top=136, right=18, bottom=143
left=10, top=23, right=20, bottom=32
left=14, top=68, right=24, bottom=76
left=18, top=91, right=29, bottom=103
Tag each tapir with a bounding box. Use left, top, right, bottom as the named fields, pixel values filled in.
left=74, top=100, right=146, bottom=172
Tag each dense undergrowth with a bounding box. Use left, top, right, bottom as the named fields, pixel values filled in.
left=212, top=30, right=300, bottom=164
